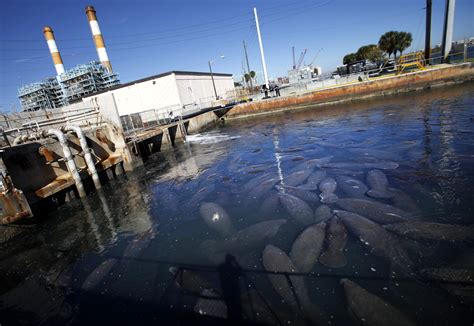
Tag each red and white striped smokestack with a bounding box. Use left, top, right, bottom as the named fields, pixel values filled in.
left=86, top=6, right=112, bottom=72
left=85, top=5, right=112, bottom=72
left=43, top=26, right=65, bottom=75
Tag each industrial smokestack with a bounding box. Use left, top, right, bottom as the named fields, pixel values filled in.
left=43, top=26, right=65, bottom=75
left=85, top=5, right=112, bottom=72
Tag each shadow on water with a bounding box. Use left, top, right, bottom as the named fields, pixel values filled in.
left=218, top=254, right=243, bottom=323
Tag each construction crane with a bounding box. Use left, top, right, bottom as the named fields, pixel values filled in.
left=309, top=48, right=323, bottom=66
left=292, top=46, right=296, bottom=69
left=296, top=49, right=307, bottom=70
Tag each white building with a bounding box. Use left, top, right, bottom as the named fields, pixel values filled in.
left=81, top=71, right=235, bottom=130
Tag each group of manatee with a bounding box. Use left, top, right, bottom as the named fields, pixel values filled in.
left=192, top=155, right=474, bottom=325
left=76, top=150, right=474, bottom=325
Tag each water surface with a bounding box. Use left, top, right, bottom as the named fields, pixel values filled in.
left=1, top=84, right=474, bottom=325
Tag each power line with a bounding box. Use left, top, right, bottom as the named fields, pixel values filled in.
left=0, top=16, right=254, bottom=52
left=0, top=11, right=254, bottom=43
left=258, top=0, right=320, bottom=14
left=260, top=0, right=335, bottom=24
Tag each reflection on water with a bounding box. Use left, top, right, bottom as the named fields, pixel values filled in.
left=1, top=84, right=474, bottom=325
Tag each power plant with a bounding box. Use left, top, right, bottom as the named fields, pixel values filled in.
left=17, top=6, right=119, bottom=112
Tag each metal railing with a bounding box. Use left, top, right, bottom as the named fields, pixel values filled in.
left=0, top=105, right=102, bottom=147
left=119, top=91, right=241, bottom=134
left=271, top=50, right=473, bottom=98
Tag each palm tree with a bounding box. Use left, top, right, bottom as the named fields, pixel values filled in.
left=394, top=32, right=413, bottom=58
left=378, top=31, right=397, bottom=60
left=249, top=70, right=256, bottom=85
left=244, top=73, right=251, bottom=85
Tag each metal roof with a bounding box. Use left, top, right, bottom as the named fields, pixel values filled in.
left=82, top=70, right=233, bottom=99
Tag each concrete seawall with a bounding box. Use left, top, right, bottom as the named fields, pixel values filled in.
left=225, top=63, right=474, bottom=119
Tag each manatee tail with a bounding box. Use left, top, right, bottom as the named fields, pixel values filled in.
left=319, top=250, right=347, bottom=268
left=320, top=193, right=338, bottom=204
left=367, top=189, right=394, bottom=199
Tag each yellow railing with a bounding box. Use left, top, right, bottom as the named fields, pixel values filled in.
left=397, top=52, right=426, bottom=74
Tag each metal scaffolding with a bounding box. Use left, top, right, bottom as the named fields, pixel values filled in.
left=18, top=78, right=63, bottom=112
left=60, top=61, right=119, bottom=103
left=17, top=61, right=120, bottom=112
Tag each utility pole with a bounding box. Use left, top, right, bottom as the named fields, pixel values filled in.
left=243, top=40, right=253, bottom=89
left=208, top=60, right=218, bottom=100
left=253, top=7, right=269, bottom=91
left=441, top=0, right=456, bottom=63
left=424, top=0, right=432, bottom=63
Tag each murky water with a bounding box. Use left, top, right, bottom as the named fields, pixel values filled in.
left=1, top=84, right=474, bottom=325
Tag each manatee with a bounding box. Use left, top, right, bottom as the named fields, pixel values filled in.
left=298, top=170, right=327, bottom=190
left=290, top=156, right=333, bottom=173
left=285, top=169, right=313, bottom=187
left=200, top=202, right=235, bottom=237
left=341, top=279, right=417, bottom=326
left=262, top=245, right=327, bottom=326
left=123, top=228, right=155, bottom=258
left=335, top=175, right=369, bottom=199
left=336, top=198, right=409, bottom=224
left=388, top=188, right=421, bottom=217
left=81, top=258, right=118, bottom=291
left=319, top=161, right=399, bottom=170
left=420, top=268, right=474, bottom=301
left=314, top=205, right=333, bottom=223
left=277, top=185, right=319, bottom=203
left=319, top=216, right=348, bottom=268
left=263, top=245, right=309, bottom=307
left=322, top=168, right=365, bottom=177
left=169, top=267, right=217, bottom=295
left=187, top=183, right=215, bottom=207
left=241, top=290, right=292, bottom=325
left=336, top=210, right=413, bottom=274
left=194, top=289, right=227, bottom=318
left=384, top=221, right=474, bottom=242
left=418, top=267, right=474, bottom=284
left=278, top=193, right=314, bottom=225
left=290, top=223, right=326, bottom=273
left=211, top=219, right=287, bottom=253
left=319, top=177, right=338, bottom=204
left=366, top=170, right=394, bottom=199
left=240, top=173, right=276, bottom=193
left=245, top=177, right=280, bottom=204
left=349, top=148, right=401, bottom=161
left=259, top=193, right=282, bottom=217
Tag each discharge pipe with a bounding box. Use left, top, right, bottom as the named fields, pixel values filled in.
left=64, top=125, right=101, bottom=190
left=47, top=129, right=86, bottom=198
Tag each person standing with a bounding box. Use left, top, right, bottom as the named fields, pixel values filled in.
left=274, top=84, right=281, bottom=96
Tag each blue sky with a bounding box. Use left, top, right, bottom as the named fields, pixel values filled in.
left=1, top=0, right=473, bottom=111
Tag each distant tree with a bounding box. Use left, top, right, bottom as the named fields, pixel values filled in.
left=249, top=70, right=256, bottom=82
left=394, top=31, right=413, bottom=58
left=244, top=73, right=251, bottom=83
left=378, top=31, right=398, bottom=59
left=356, top=45, right=375, bottom=60
left=343, top=53, right=358, bottom=65
left=379, top=31, right=412, bottom=62
left=367, top=47, right=385, bottom=64
left=343, top=53, right=358, bottom=74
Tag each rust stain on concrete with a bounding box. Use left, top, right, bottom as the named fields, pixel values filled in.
left=227, top=64, right=474, bottom=119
